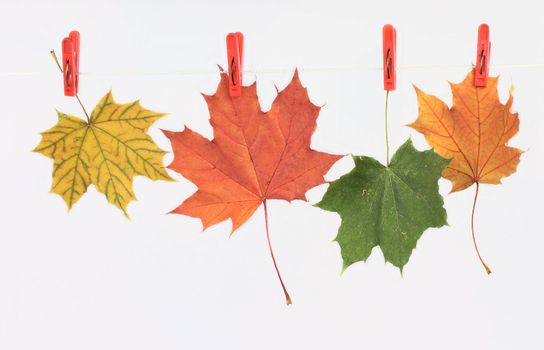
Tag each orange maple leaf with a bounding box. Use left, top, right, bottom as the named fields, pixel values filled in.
left=409, top=69, right=522, bottom=273
left=163, top=70, right=341, bottom=304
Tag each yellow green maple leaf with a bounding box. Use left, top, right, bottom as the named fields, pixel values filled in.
left=34, top=91, right=173, bottom=217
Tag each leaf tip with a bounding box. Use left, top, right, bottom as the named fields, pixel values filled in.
left=412, top=83, right=423, bottom=94
left=340, top=261, right=351, bottom=275
left=166, top=207, right=178, bottom=216
left=399, top=266, right=405, bottom=278
left=161, top=128, right=177, bottom=139
left=228, top=223, right=241, bottom=237
left=162, top=170, right=176, bottom=182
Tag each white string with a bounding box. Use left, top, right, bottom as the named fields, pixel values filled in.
left=2, top=63, right=544, bottom=77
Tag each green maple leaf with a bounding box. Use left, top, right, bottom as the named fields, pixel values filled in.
left=316, top=139, right=450, bottom=271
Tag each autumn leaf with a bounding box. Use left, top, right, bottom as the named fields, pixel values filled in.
left=163, top=70, right=341, bottom=304
left=316, top=139, right=449, bottom=271
left=34, top=92, right=173, bottom=216
left=409, top=70, right=522, bottom=273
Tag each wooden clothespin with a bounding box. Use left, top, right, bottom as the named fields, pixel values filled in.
left=62, top=31, right=80, bottom=96
left=382, top=24, right=397, bottom=91
left=226, top=32, right=244, bottom=97
left=474, top=24, right=491, bottom=87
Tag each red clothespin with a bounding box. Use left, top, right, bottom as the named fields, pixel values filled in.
left=226, top=32, right=244, bottom=97
left=62, top=31, right=80, bottom=96
left=474, top=24, right=491, bottom=87
left=382, top=24, right=396, bottom=91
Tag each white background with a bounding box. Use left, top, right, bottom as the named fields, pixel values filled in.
left=1, top=0, right=543, bottom=349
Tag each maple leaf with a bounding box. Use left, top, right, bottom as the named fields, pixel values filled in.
left=409, top=70, right=522, bottom=273
left=34, top=92, right=173, bottom=216
left=316, top=139, right=449, bottom=271
left=163, top=70, right=341, bottom=304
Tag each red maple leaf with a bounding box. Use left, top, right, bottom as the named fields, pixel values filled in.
left=163, top=70, right=341, bottom=304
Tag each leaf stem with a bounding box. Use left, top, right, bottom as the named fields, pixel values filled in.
left=471, top=182, right=492, bottom=274
left=50, top=50, right=63, bottom=72
left=50, top=50, right=90, bottom=123
left=75, top=95, right=90, bottom=122
left=263, top=200, right=292, bottom=305
left=385, top=90, right=390, bottom=166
